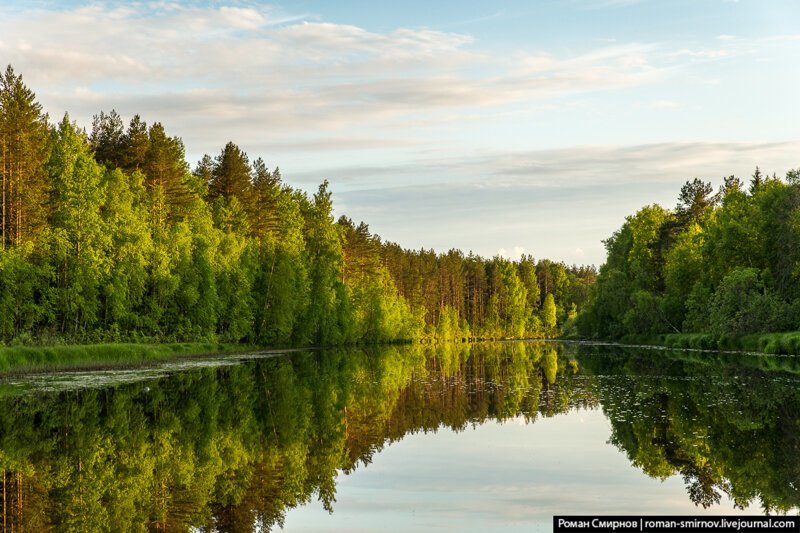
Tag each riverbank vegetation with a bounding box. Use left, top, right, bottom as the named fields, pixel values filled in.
left=609, top=332, right=800, bottom=355
left=0, top=65, right=594, bottom=348
left=578, top=168, right=800, bottom=344
left=0, top=342, right=244, bottom=374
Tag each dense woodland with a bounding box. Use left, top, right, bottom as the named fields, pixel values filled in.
left=0, top=66, right=595, bottom=346
left=579, top=168, right=800, bottom=340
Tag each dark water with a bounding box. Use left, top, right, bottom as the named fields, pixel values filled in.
left=0, top=342, right=797, bottom=531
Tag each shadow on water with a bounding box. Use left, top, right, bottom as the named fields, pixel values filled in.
left=0, top=341, right=797, bottom=530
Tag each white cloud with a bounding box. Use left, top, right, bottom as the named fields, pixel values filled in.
left=218, top=6, right=266, bottom=30
left=647, top=99, right=680, bottom=109
left=766, top=34, right=800, bottom=42
left=496, top=246, right=526, bottom=260
left=672, top=48, right=731, bottom=60
left=513, top=43, right=661, bottom=92
left=0, top=2, right=685, bottom=158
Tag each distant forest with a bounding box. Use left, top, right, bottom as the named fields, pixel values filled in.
left=0, top=66, right=595, bottom=345
left=579, top=168, right=800, bottom=340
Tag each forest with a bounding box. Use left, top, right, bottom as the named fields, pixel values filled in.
left=578, top=167, right=800, bottom=345
left=0, top=65, right=595, bottom=347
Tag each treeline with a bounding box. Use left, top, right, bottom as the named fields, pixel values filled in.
left=579, top=167, right=800, bottom=340
left=0, top=65, right=594, bottom=346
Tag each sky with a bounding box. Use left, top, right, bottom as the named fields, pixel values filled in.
left=1, top=0, right=799, bottom=265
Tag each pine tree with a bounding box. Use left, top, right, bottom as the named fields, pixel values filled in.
left=89, top=110, right=125, bottom=170
left=0, top=65, right=51, bottom=249
left=193, top=154, right=214, bottom=185
left=248, top=157, right=281, bottom=239
left=299, top=181, right=353, bottom=344
left=676, top=178, right=716, bottom=225
left=749, top=166, right=764, bottom=195
left=121, top=115, right=149, bottom=172
left=143, top=122, right=193, bottom=224
left=209, top=142, right=252, bottom=200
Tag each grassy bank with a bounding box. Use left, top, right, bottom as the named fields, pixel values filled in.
left=615, top=332, right=800, bottom=355
left=0, top=342, right=251, bottom=374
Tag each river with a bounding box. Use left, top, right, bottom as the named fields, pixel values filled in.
left=0, top=341, right=797, bottom=531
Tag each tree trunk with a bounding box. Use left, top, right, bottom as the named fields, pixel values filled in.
left=3, top=468, right=6, bottom=533
left=2, top=141, right=6, bottom=251
left=16, top=472, right=21, bottom=530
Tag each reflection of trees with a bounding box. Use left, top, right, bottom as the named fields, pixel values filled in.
left=0, top=342, right=591, bottom=531
left=577, top=346, right=800, bottom=513
left=1, top=343, right=797, bottom=529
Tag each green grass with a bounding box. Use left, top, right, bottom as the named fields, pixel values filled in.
left=614, top=332, right=800, bottom=355
left=0, top=342, right=250, bottom=374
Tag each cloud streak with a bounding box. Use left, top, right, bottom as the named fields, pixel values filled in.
left=0, top=2, right=673, bottom=156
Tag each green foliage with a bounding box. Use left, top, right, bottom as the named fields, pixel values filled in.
left=622, top=290, right=666, bottom=335
left=143, top=121, right=194, bottom=223
left=102, top=169, right=152, bottom=329
left=583, top=170, right=800, bottom=342
left=683, top=282, right=712, bottom=333
left=434, top=305, right=461, bottom=343
left=48, top=115, right=110, bottom=333
left=209, top=142, right=252, bottom=201
left=627, top=204, right=672, bottom=291
left=541, top=293, right=557, bottom=336
left=576, top=268, right=630, bottom=339
left=0, top=65, right=593, bottom=347
left=676, top=177, right=716, bottom=226
left=662, top=223, right=704, bottom=327
left=0, top=342, right=239, bottom=373
left=0, top=65, right=52, bottom=248
left=708, top=268, right=787, bottom=337
left=297, top=182, right=354, bottom=345
left=0, top=242, right=52, bottom=339
left=496, top=259, right=528, bottom=338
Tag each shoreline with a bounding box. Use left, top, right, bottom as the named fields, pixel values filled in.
left=0, top=342, right=262, bottom=376
left=4, top=333, right=799, bottom=378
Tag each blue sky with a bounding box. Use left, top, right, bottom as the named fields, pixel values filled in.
left=2, top=0, right=799, bottom=264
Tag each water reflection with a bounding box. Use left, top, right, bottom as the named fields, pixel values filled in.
left=577, top=346, right=800, bottom=513
left=0, top=342, right=796, bottom=531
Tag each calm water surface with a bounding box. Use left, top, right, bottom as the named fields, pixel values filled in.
left=0, top=341, right=797, bottom=531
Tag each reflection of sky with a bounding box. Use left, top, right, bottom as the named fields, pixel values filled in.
left=282, top=409, right=757, bottom=532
